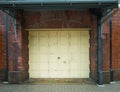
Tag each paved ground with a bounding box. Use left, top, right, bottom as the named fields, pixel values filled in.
left=0, top=81, right=120, bottom=92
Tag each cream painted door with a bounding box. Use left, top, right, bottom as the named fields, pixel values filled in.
left=57, top=31, right=69, bottom=78
left=69, top=31, right=89, bottom=78
left=29, top=31, right=49, bottom=78
left=29, top=29, right=89, bottom=78
left=49, top=31, right=58, bottom=78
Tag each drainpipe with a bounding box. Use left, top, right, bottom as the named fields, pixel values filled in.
left=97, top=16, right=104, bottom=85
left=4, top=13, right=9, bottom=82
left=109, top=17, right=113, bottom=82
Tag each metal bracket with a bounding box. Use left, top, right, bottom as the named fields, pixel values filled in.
left=12, top=17, right=17, bottom=38
left=101, top=9, right=118, bottom=24
left=3, top=10, right=15, bottom=18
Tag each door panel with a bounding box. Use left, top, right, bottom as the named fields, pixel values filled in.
left=29, top=29, right=89, bottom=78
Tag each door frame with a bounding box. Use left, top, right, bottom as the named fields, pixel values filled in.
left=27, top=28, right=91, bottom=83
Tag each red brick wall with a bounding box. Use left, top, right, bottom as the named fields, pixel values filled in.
left=24, top=11, right=91, bottom=28
left=112, top=11, right=120, bottom=80
left=0, top=11, right=6, bottom=80
left=90, top=10, right=120, bottom=82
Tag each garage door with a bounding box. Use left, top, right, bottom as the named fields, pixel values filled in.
left=29, top=29, right=89, bottom=78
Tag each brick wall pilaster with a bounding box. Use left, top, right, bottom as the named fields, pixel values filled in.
left=102, top=20, right=110, bottom=83
left=0, top=11, right=6, bottom=81
left=8, top=10, right=29, bottom=83
left=89, top=15, right=98, bottom=82
left=90, top=14, right=111, bottom=83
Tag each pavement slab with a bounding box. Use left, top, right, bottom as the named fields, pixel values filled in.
left=0, top=81, right=120, bottom=92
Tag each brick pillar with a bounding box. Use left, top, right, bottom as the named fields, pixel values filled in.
left=8, top=10, right=29, bottom=83
left=0, top=11, right=6, bottom=81
left=90, top=15, right=98, bottom=83
left=102, top=20, right=110, bottom=83
left=90, top=14, right=111, bottom=84
left=0, top=25, right=6, bottom=81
